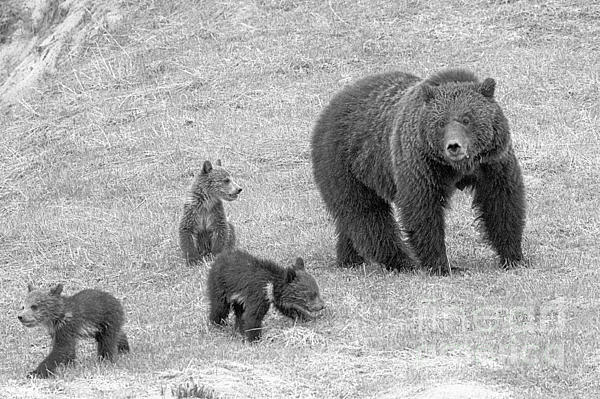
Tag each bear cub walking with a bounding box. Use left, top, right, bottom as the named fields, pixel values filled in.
left=18, top=284, right=130, bottom=378
left=179, top=159, right=242, bottom=264
left=207, top=249, right=325, bottom=341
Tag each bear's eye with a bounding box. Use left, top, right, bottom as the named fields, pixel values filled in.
left=30, top=305, right=38, bottom=311
left=461, top=116, right=471, bottom=125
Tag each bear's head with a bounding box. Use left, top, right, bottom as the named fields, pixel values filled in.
left=192, top=159, right=243, bottom=201
left=420, top=73, right=511, bottom=172
left=17, top=284, right=65, bottom=329
left=279, top=257, right=325, bottom=320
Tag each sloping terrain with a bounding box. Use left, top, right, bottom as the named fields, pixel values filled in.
left=0, top=0, right=120, bottom=104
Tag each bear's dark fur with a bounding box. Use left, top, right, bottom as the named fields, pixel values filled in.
left=179, top=159, right=242, bottom=264
left=207, top=249, right=325, bottom=341
left=311, top=68, right=526, bottom=274
left=18, top=284, right=130, bottom=378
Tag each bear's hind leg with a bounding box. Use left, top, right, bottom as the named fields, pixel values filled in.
left=96, top=329, right=118, bottom=361
left=336, top=231, right=365, bottom=267
left=334, top=185, right=413, bottom=271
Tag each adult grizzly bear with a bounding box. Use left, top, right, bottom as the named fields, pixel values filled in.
left=311, top=69, right=525, bottom=274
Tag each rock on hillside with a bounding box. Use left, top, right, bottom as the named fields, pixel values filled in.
left=0, top=0, right=121, bottom=105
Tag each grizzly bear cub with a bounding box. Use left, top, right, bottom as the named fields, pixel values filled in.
left=207, top=249, right=326, bottom=341
left=179, top=159, right=242, bottom=264
left=18, top=284, right=129, bottom=378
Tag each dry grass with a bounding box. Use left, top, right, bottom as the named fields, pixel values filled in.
left=1, top=0, right=599, bottom=398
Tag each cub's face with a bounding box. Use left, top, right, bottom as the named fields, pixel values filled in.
left=195, top=160, right=243, bottom=201
left=286, top=271, right=325, bottom=319
left=209, top=167, right=243, bottom=201
left=422, top=80, right=510, bottom=172
left=18, top=291, right=50, bottom=327
left=17, top=285, right=63, bottom=328
left=282, top=267, right=325, bottom=321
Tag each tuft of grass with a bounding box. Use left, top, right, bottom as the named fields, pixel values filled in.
left=166, top=377, right=221, bottom=399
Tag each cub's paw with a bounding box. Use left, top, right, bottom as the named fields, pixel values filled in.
left=27, top=368, right=50, bottom=379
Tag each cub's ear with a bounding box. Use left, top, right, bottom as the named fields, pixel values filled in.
left=421, top=84, right=437, bottom=102
left=202, top=160, right=213, bottom=174
left=27, top=284, right=34, bottom=293
left=479, top=78, right=496, bottom=98
left=215, top=159, right=222, bottom=167
left=50, top=284, right=63, bottom=296
left=284, top=268, right=297, bottom=284
left=293, top=257, right=305, bottom=271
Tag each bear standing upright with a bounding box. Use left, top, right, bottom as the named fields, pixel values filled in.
left=179, top=160, right=242, bottom=264
left=311, top=69, right=526, bottom=274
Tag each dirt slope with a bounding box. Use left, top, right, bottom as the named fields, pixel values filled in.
left=0, top=0, right=120, bottom=105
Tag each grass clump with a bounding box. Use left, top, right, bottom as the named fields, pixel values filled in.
left=166, top=378, right=221, bottom=399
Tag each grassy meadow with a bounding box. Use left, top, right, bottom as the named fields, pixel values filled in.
left=1, top=0, right=599, bottom=397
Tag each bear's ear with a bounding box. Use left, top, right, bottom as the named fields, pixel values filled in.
left=421, top=84, right=437, bottom=102
left=27, top=284, right=34, bottom=292
left=215, top=159, right=222, bottom=167
left=293, top=257, right=305, bottom=271
left=202, top=160, right=213, bottom=174
left=50, top=284, right=63, bottom=296
left=285, top=268, right=297, bottom=284
left=479, top=78, right=496, bottom=98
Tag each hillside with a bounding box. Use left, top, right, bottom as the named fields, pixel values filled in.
left=1, top=0, right=599, bottom=398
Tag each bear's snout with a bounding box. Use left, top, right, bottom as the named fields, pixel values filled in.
left=225, top=183, right=242, bottom=199
left=311, top=296, right=326, bottom=312
left=445, top=140, right=468, bottom=160
left=444, top=122, right=471, bottom=161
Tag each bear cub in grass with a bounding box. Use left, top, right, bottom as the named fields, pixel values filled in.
left=311, top=68, right=526, bottom=274
left=179, top=159, right=242, bottom=264
left=18, top=284, right=129, bottom=378
left=207, top=249, right=325, bottom=341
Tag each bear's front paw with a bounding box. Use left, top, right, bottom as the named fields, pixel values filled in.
left=428, top=263, right=453, bottom=276
left=501, top=258, right=526, bottom=269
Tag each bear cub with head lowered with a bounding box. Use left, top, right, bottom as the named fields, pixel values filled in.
left=179, top=159, right=242, bottom=264
left=207, top=249, right=325, bottom=341
left=18, top=284, right=129, bottom=378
